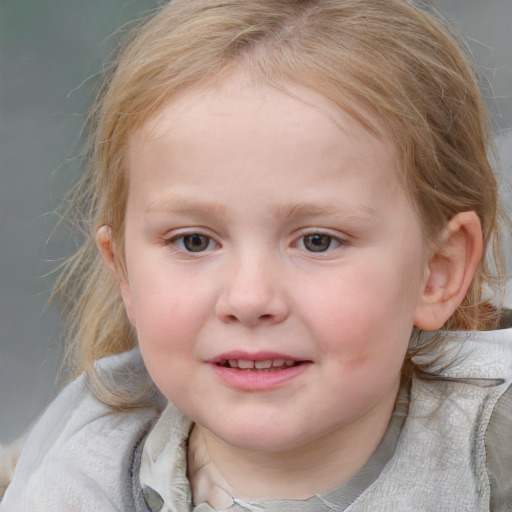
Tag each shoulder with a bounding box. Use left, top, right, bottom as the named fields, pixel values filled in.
left=414, top=326, right=512, bottom=382
left=1, top=349, right=161, bottom=512
left=486, top=383, right=512, bottom=511
left=412, top=326, right=512, bottom=510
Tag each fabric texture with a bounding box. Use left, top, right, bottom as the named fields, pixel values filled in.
left=2, top=327, right=512, bottom=511
left=0, top=349, right=160, bottom=512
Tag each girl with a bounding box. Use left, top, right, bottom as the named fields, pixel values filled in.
left=2, top=0, right=511, bottom=510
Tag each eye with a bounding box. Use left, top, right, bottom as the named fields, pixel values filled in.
left=303, top=233, right=335, bottom=252
left=298, top=233, right=343, bottom=253
left=167, top=233, right=216, bottom=253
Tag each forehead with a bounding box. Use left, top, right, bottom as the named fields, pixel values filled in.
left=133, top=72, right=389, bottom=150
left=126, top=73, right=402, bottom=211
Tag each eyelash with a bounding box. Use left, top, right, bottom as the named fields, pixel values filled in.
left=164, top=233, right=219, bottom=253
left=294, top=232, right=345, bottom=253
left=164, top=230, right=347, bottom=255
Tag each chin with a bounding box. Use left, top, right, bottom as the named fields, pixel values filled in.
left=214, top=422, right=309, bottom=454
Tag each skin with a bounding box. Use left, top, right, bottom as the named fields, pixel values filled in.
left=97, top=73, right=483, bottom=500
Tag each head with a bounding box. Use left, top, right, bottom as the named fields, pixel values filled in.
left=58, top=0, right=505, bottom=408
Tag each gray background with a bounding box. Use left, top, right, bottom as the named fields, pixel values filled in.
left=1, top=1, right=511, bottom=442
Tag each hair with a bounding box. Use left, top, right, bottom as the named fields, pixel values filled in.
left=54, top=0, right=508, bottom=408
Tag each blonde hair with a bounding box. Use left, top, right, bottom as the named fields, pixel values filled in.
left=55, top=0, right=507, bottom=407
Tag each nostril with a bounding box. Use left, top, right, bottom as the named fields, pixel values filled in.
left=222, top=312, right=275, bottom=325
left=215, top=289, right=289, bottom=326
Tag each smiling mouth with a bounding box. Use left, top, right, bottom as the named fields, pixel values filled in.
left=216, top=359, right=301, bottom=371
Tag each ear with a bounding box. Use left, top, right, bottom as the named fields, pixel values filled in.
left=96, top=225, right=137, bottom=327
left=414, top=211, right=483, bottom=331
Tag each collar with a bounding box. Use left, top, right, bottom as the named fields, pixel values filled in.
left=139, top=389, right=408, bottom=512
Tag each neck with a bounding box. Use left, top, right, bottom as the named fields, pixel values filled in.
left=188, top=380, right=400, bottom=501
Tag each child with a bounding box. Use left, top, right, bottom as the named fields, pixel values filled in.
left=2, top=0, right=511, bottom=510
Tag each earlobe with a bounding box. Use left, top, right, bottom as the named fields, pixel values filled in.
left=96, top=225, right=117, bottom=271
left=95, top=225, right=137, bottom=327
left=414, top=211, right=483, bottom=331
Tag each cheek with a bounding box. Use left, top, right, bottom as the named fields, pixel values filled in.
left=135, top=293, right=204, bottom=347
left=133, top=287, right=207, bottom=398
left=125, top=266, right=212, bottom=359
left=302, top=261, right=421, bottom=358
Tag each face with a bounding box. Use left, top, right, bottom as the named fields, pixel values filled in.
left=117, top=74, right=430, bottom=454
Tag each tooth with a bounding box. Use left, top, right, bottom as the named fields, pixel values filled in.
left=238, top=360, right=255, bottom=369
left=284, top=360, right=295, bottom=367
left=272, top=359, right=285, bottom=367
left=255, top=360, right=272, bottom=369
left=228, top=360, right=238, bottom=368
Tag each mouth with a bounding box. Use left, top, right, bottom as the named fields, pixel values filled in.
left=209, top=353, right=311, bottom=390
left=216, top=358, right=301, bottom=372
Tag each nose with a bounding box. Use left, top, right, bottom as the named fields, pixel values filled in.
left=215, top=254, right=289, bottom=326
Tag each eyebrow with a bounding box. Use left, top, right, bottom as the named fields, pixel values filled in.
left=268, top=202, right=376, bottom=222
left=144, top=197, right=228, bottom=217
left=144, top=197, right=376, bottom=222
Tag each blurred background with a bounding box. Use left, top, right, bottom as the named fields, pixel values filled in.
left=1, top=0, right=511, bottom=443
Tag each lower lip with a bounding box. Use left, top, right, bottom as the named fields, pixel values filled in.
left=209, top=362, right=311, bottom=391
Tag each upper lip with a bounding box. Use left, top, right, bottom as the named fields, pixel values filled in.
left=208, top=351, right=303, bottom=364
